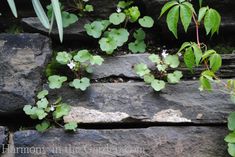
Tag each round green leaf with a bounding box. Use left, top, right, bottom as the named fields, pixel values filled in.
left=167, top=71, right=183, bottom=84
left=48, top=75, right=67, bottom=89
left=37, top=90, right=49, bottom=99
left=61, top=11, right=78, bottom=28
left=134, top=28, right=146, bottom=40
left=134, top=63, right=150, bottom=77
left=107, top=28, right=129, bottom=47
left=128, top=40, right=146, bottom=53
left=109, top=13, right=126, bottom=25
left=90, top=56, right=104, bottom=65
left=125, top=6, right=140, bottom=22
left=64, top=122, right=78, bottom=131
left=151, top=79, right=166, bottom=91
left=149, top=54, right=161, bottom=64
left=99, top=37, right=117, bottom=54
left=138, top=16, right=154, bottom=28
left=56, top=51, right=72, bottom=65
left=144, top=74, right=155, bottom=84
left=73, top=50, right=92, bottom=62
left=53, top=103, right=71, bottom=119
left=164, top=55, right=180, bottom=68
left=70, top=77, right=90, bottom=91
left=36, top=121, right=50, bottom=132
left=36, top=98, right=49, bottom=109
left=84, top=21, right=104, bottom=38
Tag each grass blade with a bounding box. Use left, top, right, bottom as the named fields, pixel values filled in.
left=51, top=0, right=63, bottom=42
left=7, top=0, right=17, bottom=17
left=32, top=0, right=50, bottom=29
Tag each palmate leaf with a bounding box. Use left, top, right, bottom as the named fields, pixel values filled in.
left=7, top=0, right=17, bottom=17
left=51, top=0, right=63, bottom=42
left=166, top=5, right=179, bottom=38
left=32, top=0, right=50, bottom=29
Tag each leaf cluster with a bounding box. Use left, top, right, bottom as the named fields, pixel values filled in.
left=159, top=0, right=221, bottom=38
left=178, top=42, right=222, bottom=91
left=84, top=0, right=154, bottom=54
left=134, top=53, right=182, bottom=91
left=48, top=50, right=104, bottom=91
left=23, top=90, right=77, bottom=132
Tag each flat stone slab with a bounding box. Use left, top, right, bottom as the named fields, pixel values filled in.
left=21, top=18, right=91, bottom=41
left=92, top=54, right=235, bottom=79
left=0, top=33, right=52, bottom=115
left=0, top=126, right=8, bottom=153
left=47, top=81, right=233, bottom=124
left=13, top=127, right=228, bottom=156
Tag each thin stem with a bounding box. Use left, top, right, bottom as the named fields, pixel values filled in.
left=192, top=14, right=200, bottom=48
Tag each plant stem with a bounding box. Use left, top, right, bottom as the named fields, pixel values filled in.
left=192, top=14, right=200, bottom=48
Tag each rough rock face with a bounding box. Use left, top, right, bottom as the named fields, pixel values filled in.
left=89, top=0, right=117, bottom=19
left=0, top=34, right=52, bottom=115
left=92, top=54, right=235, bottom=79
left=13, top=127, right=228, bottom=157
left=48, top=81, right=233, bottom=124
left=21, top=18, right=92, bottom=41
left=0, top=126, right=8, bottom=153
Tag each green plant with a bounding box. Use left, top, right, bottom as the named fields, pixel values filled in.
left=134, top=51, right=182, bottom=91
left=23, top=90, right=77, bottom=132
left=68, top=0, right=94, bottom=16
left=160, top=0, right=235, bottom=156
left=84, top=0, right=154, bottom=54
left=47, top=3, right=78, bottom=28
left=48, top=50, right=104, bottom=91
left=4, top=0, right=64, bottom=42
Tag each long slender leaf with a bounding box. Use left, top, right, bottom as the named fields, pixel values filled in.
left=51, top=0, right=63, bottom=42
left=32, top=0, right=50, bottom=29
left=166, top=6, right=180, bottom=38
left=7, top=0, right=17, bottom=17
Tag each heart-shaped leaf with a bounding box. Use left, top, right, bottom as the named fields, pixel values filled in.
left=151, top=79, right=166, bottom=91
left=109, top=13, right=126, bottom=25
left=70, top=77, right=90, bottom=91
left=138, top=16, right=154, bottom=28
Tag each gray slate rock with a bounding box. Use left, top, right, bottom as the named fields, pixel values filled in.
left=92, top=54, right=235, bottom=79
left=48, top=81, right=233, bottom=124
left=0, top=34, right=52, bottom=115
left=0, top=126, right=8, bottom=153
left=21, top=18, right=91, bottom=41
left=13, top=127, right=229, bottom=157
